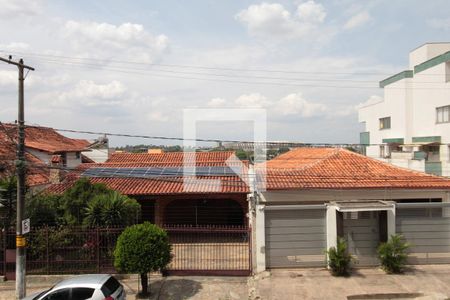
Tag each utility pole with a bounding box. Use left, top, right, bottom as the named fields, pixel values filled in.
left=0, top=56, right=34, bottom=300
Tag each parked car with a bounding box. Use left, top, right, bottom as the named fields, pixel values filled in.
left=23, top=274, right=126, bottom=300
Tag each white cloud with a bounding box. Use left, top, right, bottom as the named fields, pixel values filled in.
left=62, top=20, right=169, bottom=62
left=49, top=80, right=127, bottom=107
left=207, top=92, right=327, bottom=118
left=234, top=93, right=271, bottom=108
left=344, top=11, right=372, bottom=30
left=235, top=1, right=327, bottom=40
left=356, top=95, right=383, bottom=110
left=275, top=92, right=327, bottom=117
left=0, top=42, right=30, bottom=52
left=297, top=1, right=326, bottom=24
left=147, top=111, right=169, bottom=122
left=427, top=18, right=450, bottom=30
left=0, top=70, right=18, bottom=86
left=0, top=0, right=43, bottom=17
left=207, top=97, right=227, bottom=107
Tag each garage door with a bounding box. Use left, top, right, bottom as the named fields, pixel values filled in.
left=265, top=209, right=327, bottom=268
left=396, top=206, right=450, bottom=264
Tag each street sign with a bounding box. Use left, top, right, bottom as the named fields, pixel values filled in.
left=22, top=218, right=30, bottom=234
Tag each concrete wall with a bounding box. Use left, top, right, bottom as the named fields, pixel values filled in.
left=83, top=148, right=110, bottom=163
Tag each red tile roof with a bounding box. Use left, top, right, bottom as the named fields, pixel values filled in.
left=1, top=124, right=90, bottom=153
left=0, top=128, right=49, bottom=186
left=263, top=148, right=450, bottom=190
left=46, top=151, right=249, bottom=195
left=107, top=151, right=238, bottom=164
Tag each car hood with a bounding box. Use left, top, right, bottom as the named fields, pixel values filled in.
left=21, top=291, right=41, bottom=300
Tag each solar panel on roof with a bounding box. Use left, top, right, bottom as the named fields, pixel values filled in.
left=82, top=166, right=241, bottom=179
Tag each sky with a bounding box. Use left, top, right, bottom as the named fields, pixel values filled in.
left=0, top=0, right=449, bottom=146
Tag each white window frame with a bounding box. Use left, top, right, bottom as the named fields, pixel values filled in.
left=379, top=117, right=391, bottom=130
left=436, top=105, right=450, bottom=124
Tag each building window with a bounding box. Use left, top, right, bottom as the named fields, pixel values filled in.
left=379, top=117, right=391, bottom=130
left=76, top=152, right=81, bottom=159
left=436, top=105, right=450, bottom=124
left=380, top=145, right=385, bottom=158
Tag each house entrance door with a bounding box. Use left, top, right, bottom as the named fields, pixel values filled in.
left=342, top=211, right=381, bottom=266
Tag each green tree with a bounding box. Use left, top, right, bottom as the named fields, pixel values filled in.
left=26, top=194, right=62, bottom=227
left=377, top=234, right=410, bottom=274
left=114, top=222, right=172, bottom=297
left=0, top=176, right=17, bottom=229
left=83, top=191, right=140, bottom=227
left=62, top=178, right=109, bottom=225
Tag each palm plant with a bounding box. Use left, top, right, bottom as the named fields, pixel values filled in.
left=83, top=191, right=140, bottom=227
left=326, top=237, right=353, bottom=276
left=377, top=234, right=410, bottom=274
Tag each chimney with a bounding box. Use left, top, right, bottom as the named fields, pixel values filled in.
left=49, top=155, right=63, bottom=184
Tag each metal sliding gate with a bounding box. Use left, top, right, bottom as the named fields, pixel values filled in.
left=0, top=225, right=252, bottom=279
left=265, top=205, right=327, bottom=268
left=164, top=225, right=252, bottom=276
left=396, top=202, right=450, bottom=265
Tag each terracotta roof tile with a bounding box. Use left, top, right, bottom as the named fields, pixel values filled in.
left=46, top=151, right=249, bottom=195
left=0, top=134, right=49, bottom=186
left=107, top=151, right=238, bottom=164
left=263, top=148, right=450, bottom=190
left=1, top=124, right=90, bottom=153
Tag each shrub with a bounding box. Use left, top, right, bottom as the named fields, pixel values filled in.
left=377, top=234, right=410, bottom=274
left=326, top=237, right=353, bottom=276
left=83, top=191, right=140, bottom=227
left=114, top=222, right=172, bottom=297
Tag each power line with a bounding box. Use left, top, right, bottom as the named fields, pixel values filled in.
left=4, top=49, right=449, bottom=77
left=24, top=124, right=450, bottom=147
left=0, top=50, right=397, bottom=76
left=2, top=53, right=449, bottom=90
left=31, top=58, right=450, bottom=90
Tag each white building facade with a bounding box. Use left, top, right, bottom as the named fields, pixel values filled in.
left=359, top=43, right=450, bottom=176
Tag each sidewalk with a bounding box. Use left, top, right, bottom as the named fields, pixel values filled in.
left=249, top=265, right=450, bottom=300
left=0, top=274, right=249, bottom=300
left=1, top=265, right=450, bottom=299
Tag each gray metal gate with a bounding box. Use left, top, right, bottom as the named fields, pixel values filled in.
left=265, top=207, right=327, bottom=268
left=396, top=203, right=450, bottom=265
left=343, top=212, right=379, bottom=266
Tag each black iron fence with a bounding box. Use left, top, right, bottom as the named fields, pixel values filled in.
left=0, top=225, right=251, bottom=279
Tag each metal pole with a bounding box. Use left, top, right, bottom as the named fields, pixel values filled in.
left=16, top=59, right=26, bottom=300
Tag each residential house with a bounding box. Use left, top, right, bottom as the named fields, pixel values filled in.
left=0, top=123, right=91, bottom=187
left=358, top=42, right=450, bottom=176
left=46, top=151, right=250, bottom=227
left=254, top=148, right=450, bottom=272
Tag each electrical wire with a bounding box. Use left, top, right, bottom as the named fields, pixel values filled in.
left=1, top=52, right=449, bottom=90
left=24, top=123, right=450, bottom=147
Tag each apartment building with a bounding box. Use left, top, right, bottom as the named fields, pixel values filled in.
left=358, top=42, right=450, bottom=176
